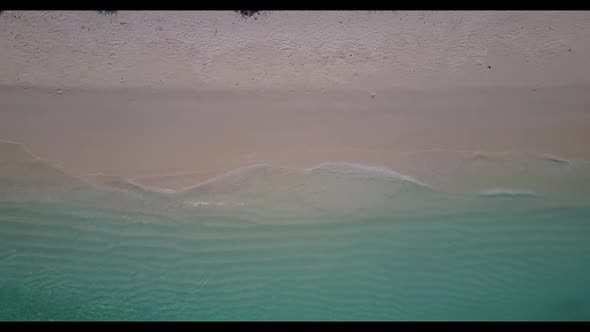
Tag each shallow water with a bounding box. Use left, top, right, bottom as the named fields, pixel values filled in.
left=0, top=202, right=589, bottom=321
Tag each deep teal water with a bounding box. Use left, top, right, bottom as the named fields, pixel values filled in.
left=1, top=201, right=589, bottom=321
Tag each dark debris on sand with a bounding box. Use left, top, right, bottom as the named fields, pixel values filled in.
left=236, top=11, right=261, bottom=18
left=97, top=10, right=117, bottom=16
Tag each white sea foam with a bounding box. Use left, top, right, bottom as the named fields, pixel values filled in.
left=478, top=188, right=538, bottom=197
left=307, top=162, right=429, bottom=187
left=89, top=174, right=177, bottom=195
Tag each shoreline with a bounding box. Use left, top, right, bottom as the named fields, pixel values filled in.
left=2, top=139, right=589, bottom=195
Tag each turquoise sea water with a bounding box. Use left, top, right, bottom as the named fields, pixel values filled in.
left=1, top=141, right=590, bottom=320
left=1, top=202, right=589, bottom=321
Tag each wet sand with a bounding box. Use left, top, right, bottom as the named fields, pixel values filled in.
left=1, top=84, right=589, bottom=190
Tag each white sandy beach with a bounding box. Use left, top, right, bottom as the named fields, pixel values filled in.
left=1, top=11, right=590, bottom=189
